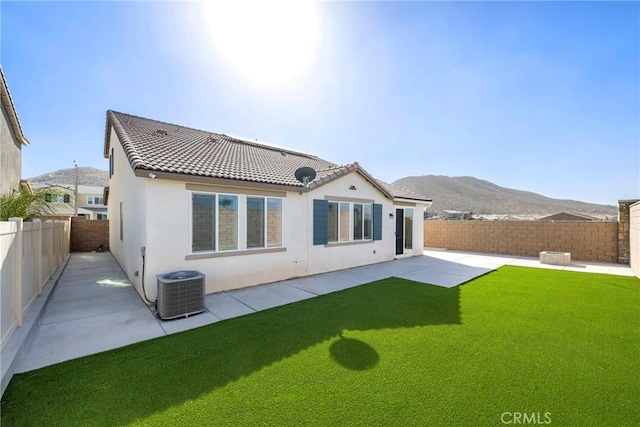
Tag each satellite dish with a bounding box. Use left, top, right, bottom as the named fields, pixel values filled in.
left=295, top=167, right=316, bottom=185
left=294, top=167, right=316, bottom=194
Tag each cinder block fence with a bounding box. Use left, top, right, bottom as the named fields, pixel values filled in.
left=70, top=217, right=109, bottom=252
left=424, top=220, right=618, bottom=263
left=424, top=200, right=640, bottom=268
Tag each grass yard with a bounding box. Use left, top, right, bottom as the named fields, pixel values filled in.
left=2, top=266, right=638, bottom=426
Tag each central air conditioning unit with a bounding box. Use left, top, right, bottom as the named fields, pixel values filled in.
left=156, top=270, right=205, bottom=320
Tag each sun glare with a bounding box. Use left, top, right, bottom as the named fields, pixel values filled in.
left=204, top=1, right=320, bottom=87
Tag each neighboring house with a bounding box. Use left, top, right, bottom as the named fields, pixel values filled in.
left=103, top=110, right=432, bottom=299
left=0, top=66, right=29, bottom=195
left=443, top=210, right=472, bottom=220
left=539, top=212, right=597, bottom=221
left=76, top=186, right=108, bottom=220
left=29, top=183, right=107, bottom=219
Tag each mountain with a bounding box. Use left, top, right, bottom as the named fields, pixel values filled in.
left=392, top=175, right=617, bottom=218
left=27, top=167, right=109, bottom=187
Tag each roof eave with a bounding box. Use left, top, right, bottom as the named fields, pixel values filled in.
left=133, top=168, right=299, bottom=193
left=0, top=67, right=29, bottom=147
left=307, top=164, right=394, bottom=200
left=392, top=197, right=432, bottom=204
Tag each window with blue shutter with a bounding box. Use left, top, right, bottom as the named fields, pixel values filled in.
left=313, top=199, right=328, bottom=245
left=373, top=203, right=382, bottom=240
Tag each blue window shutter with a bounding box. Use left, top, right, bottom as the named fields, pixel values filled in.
left=313, top=199, right=328, bottom=245
left=373, top=203, right=383, bottom=240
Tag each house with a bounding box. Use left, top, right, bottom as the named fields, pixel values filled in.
left=443, top=210, right=472, bottom=220
left=538, top=212, right=597, bottom=221
left=29, top=183, right=107, bottom=219
left=0, top=66, right=29, bottom=195
left=103, top=110, right=432, bottom=299
left=76, top=186, right=108, bottom=219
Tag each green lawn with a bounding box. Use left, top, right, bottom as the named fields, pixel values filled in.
left=2, top=266, right=638, bottom=426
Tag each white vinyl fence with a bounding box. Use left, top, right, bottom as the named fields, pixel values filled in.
left=0, top=218, right=70, bottom=349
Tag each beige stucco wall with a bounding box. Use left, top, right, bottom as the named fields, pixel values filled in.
left=142, top=171, right=424, bottom=297
left=107, top=127, right=147, bottom=295
left=630, top=202, right=640, bottom=278
left=0, top=101, right=22, bottom=195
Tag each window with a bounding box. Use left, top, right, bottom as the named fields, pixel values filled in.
left=267, top=198, right=282, bottom=247
left=218, top=195, right=238, bottom=251
left=404, top=208, right=413, bottom=251
left=87, top=196, right=103, bottom=205
left=364, top=204, right=373, bottom=240
left=192, top=194, right=216, bottom=252
left=45, top=193, right=69, bottom=203
left=328, top=202, right=352, bottom=243
left=351, top=203, right=374, bottom=241
left=109, top=148, right=114, bottom=178
left=119, top=202, right=123, bottom=241
left=246, top=196, right=283, bottom=249
left=97, top=213, right=108, bottom=220
left=246, top=197, right=265, bottom=248
left=192, top=194, right=239, bottom=252
left=191, top=193, right=281, bottom=253
left=327, top=202, right=338, bottom=242
left=339, top=203, right=349, bottom=241
left=353, top=204, right=363, bottom=240
left=324, top=201, right=374, bottom=243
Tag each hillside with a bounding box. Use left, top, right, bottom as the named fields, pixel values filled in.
left=26, top=169, right=618, bottom=218
left=393, top=175, right=617, bottom=218
left=28, top=167, right=109, bottom=187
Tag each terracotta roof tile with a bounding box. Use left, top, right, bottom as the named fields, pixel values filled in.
left=104, top=111, right=431, bottom=201
left=105, top=110, right=334, bottom=187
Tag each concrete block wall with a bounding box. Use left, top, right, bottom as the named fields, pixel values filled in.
left=424, top=220, right=619, bottom=263
left=70, top=217, right=110, bottom=252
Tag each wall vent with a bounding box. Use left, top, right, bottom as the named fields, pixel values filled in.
left=156, top=271, right=205, bottom=320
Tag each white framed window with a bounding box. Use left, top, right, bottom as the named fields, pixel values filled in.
left=404, top=208, right=413, bottom=251
left=246, top=196, right=283, bottom=249
left=192, top=193, right=238, bottom=252
left=87, top=196, right=104, bottom=205
left=327, top=201, right=373, bottom=242
left=328, top=202, right=350, bottom=243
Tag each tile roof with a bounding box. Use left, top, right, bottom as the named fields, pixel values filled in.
left=105, top=110, right=335, bottom=187
left=375, top=180, right=433, bottom=202
left=30, top=183, right=105, bottom=194
left=104, top=110, right=431, bottom=201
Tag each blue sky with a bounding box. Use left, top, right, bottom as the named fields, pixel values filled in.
left=2, top=1, right=638, bottom=206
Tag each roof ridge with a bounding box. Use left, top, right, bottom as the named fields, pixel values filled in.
left=221, top=133, right=321, bottom=160
left=108, top=110, right=321, bottom=161
left=107, top=110, right=224, bottom=138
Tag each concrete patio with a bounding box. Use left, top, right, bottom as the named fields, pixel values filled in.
left=13, top=249, right=635, bottom=373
